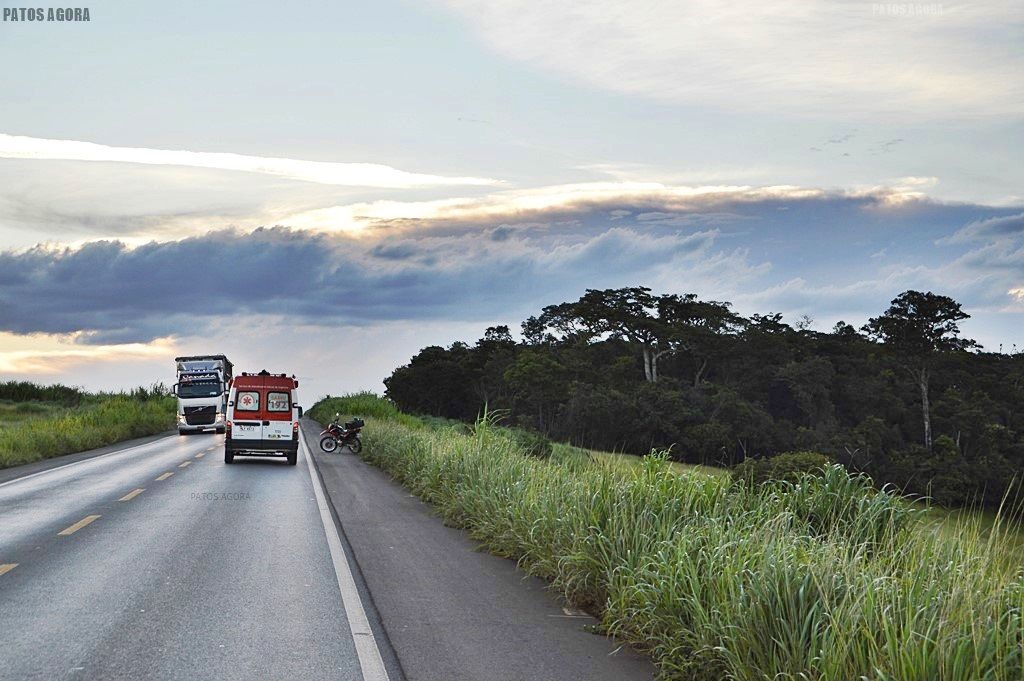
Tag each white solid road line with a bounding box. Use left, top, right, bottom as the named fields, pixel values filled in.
left=302, top=438, right=389, bottom=681
left=0, top=435, right=176, bottom=490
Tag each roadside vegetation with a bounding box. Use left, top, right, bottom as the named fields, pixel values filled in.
left=311, top=393, right=1024, bottom=680
left=384, top=287, right=1024, bottom=510
left=0, top=381, right=175, bottom=468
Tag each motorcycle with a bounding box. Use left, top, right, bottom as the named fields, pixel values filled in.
left=319, top=413, right=364, bottom=453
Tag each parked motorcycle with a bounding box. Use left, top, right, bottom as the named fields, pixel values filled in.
left=319, top=413, right=364, bottom=453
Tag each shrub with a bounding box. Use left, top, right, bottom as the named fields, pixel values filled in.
left=14, top=402, right=49, bottom=414
left=732, top=450, right=833, bottom=485
left=504, top=426, right=553, bottom=458
left=883, top=437, right=977, bottom=507
left=0, top=380, right=84, bottom=405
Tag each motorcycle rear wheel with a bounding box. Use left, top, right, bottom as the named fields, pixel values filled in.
left=320, top=436, right=339, bottom=453
left=347, top=438, right=362, bottom=454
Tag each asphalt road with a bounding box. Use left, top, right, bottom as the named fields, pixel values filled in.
left=0, top=426, right=655, bottom=681
left=0, top=432, right=390, bottom=681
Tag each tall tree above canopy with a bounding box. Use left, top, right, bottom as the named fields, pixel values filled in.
left=537, top=287, right=741, bottom=383
left=863, top=290, right=978, bottom=451
left=539, top=287, right=665, bottom=381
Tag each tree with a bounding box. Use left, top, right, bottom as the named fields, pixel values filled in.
left=382, top=286, right=1024, bottom=510
left=538, top=288, right=741, bottom=384
left=863, top=291, right=977, bottom=451
left=471, top=326, right=517, bottom=407
left=657, top=294, right=743, bottom=386
left=539, top=287, right=667, bottom=382
left=504, top=349, right=569, bottom=430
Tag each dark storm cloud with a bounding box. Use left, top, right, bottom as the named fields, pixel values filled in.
left=368, top=242, right=421, bottom=260
left=945, top=213, right=1024, bottom=243
left=0, top=225, right=716, bottom=342
left=2, top=191, right=1022, bottom=345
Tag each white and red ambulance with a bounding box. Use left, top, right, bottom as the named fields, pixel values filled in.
left=224, top=371, right=302, bottom=465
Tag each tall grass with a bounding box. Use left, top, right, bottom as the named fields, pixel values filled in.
left=0, top=393, right=176, bottom=468
left=0, top=380, right=85, bottom=404
left=317, top=394, right=1024, bottom=680
left=309, top=392, right=428, bottom=430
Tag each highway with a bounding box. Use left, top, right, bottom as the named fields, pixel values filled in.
left=0, top=426, right=655, bottom=681
left=0, top=432, right=388, bottom=681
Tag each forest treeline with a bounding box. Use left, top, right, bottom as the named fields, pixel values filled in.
left=384, top=287, right=1024, bottom=508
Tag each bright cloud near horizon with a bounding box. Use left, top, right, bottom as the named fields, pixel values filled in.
left=0, top=133, right=499, bottom=189
left=1, top=0, right=1022, bottom=397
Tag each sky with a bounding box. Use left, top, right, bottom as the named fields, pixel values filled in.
left=0, top=0, right=1022, bottom=400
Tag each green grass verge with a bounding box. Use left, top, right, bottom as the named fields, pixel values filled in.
left=309, top=391, right=426, bottom=431
left=0, top=394, right=176, bottom=468
left=310, top=393, right=1024, bottom=680
left=0, top=399, right=64, bottom=425
left=588, top=444, right=1024, bottom=553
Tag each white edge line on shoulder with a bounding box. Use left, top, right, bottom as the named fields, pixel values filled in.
left=0, top=434, right=176, bottom=490
left=301, top=437, right=390, bottom=681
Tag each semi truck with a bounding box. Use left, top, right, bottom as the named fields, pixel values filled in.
left=173, top=354, right=233, bottom=434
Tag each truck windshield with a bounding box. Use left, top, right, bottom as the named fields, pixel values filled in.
left=178, top=360, right=221, bottom=373
left=178, top=382, right=221, bottom=398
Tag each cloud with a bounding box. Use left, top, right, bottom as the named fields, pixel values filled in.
left=0, top=156, right=965, bottom=248
left=280, top=182, right=904, bottom=235
left=0, top=225, right=735, bottom=345
left=2, top=184, right=1022, bottom=360
left=0, top=133, right=499, bottom=188
left=438, top=0, right=1024, bottom=118
left=945, top=212, right=1024, bottom=243
left=0, top=332, right=176, bottom=374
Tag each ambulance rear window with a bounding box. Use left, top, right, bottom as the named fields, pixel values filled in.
left=267, top=391, right=290, bottom=412
left=236, top=391, right=259, bottom=411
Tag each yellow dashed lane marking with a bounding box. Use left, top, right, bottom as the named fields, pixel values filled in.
left=119, top=488, right=145, bottom=502
left=156, top=472, right=174, bottom=481
left=195, top=452, right=206, bottom=459
left=58, top=515, right=101, bottom=536
left=0, top=563, right=17, bottom=577
left=178, top=461, right=191, bottom=468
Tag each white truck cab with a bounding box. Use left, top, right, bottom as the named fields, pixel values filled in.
left=174, top=355, right=233, bottom=434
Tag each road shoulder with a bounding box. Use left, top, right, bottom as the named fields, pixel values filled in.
left=301, top=420, right=655, bottom=681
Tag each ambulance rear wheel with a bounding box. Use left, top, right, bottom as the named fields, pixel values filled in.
left=224, top=449, right=234, bottom=464
left=287, top=451, right=297, bottom=466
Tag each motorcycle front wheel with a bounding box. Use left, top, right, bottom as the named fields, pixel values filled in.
left=347, top=438, right=362, bottom=454
left=320, top=436, right=339, bottom=453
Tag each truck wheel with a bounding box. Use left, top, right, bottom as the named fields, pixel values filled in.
left=215, top=427, right=225, bottom=434
left=224, top=449, right=234, bottom=464
left=287, top=451, right=297, bottom=466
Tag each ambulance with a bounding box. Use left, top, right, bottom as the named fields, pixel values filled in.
left=224, top=370, right=302, bottom=465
